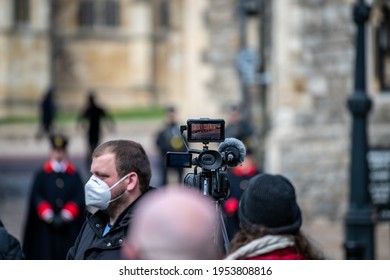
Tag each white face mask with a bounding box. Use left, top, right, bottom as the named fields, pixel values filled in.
left=85, top=174, right=129, bottom=210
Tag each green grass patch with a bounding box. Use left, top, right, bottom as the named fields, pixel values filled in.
left=112, top=106, right=166, bottom=120
left=0, top=116, right=38, bottom=124
left=0, top=106, right=166, bottom=125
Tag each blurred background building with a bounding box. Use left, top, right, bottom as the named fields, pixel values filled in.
left=1, top=0, right=390, bottom=259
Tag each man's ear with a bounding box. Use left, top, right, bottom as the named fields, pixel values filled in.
left=125, top=172, right=138, bottom=192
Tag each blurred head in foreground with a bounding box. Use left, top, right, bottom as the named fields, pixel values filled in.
left=121, top=185, right=220, bottom=260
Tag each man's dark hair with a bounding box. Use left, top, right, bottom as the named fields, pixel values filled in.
left=92, top=140, right=152, bottom=193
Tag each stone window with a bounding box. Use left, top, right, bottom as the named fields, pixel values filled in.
left=79, top=0, right=94, bottom=27
left=79, top=0, right=120, bottom=28
left=14, top=0, right=30, bottom=25
left=104, top=0, right=120, bottom=26
left=374, top=4, right=390, bottom=92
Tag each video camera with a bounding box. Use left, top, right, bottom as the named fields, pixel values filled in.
left=166, top=118, right=246, bottom=202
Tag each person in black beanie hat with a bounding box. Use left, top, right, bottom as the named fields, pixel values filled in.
left=225, top=173, right=324, bottom=260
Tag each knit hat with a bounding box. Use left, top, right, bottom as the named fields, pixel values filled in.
left=238, top=173, right=302, bottom=234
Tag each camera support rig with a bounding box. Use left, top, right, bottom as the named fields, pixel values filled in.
left=166, top=118, right=246, bottom=254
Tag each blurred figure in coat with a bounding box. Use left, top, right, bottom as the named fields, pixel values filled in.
left=225, top=104, right=254, bottom=150
left=78, top=90, right=115, bottom=170
left=223, top=103, right=259, bottom=240
left=36, top=86, right=56, bottom=139
left=22, top=134, right=85, bottom=259
left=155, top=106, right=186, bottom=186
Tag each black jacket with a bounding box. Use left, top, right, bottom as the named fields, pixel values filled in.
left=0, top=220, right=25, bottom=260
left=67, top=188, right=153, bottom=260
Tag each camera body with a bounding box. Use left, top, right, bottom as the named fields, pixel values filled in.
left=166, top=118, right=231, bottom=201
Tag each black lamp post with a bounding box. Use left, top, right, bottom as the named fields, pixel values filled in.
left=344, top=0, right=375, bottom=260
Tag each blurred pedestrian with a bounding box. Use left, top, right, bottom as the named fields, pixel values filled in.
left=78, top=90, right=115, bottom=170
left=225, top=173, right=324, bottom=260
left=22, top=134, right=85, bottom=260
left=36, top=86, right=56, bottom=139
left=223, top=149, right=261, bottom=241
left=155, top=106, right=186, bottom=186
left=67, top=139, right=153, bottom=260
left=121, top=185, right=221, bottom=260
left=225, top=104, right=254, bottom=150
left=0, top=219, right=25, bottom=260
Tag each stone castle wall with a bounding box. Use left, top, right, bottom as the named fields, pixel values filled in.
left=265, top=0, right=354, bottom=222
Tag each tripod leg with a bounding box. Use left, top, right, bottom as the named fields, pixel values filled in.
left=220, top=210, right=230, bottom=254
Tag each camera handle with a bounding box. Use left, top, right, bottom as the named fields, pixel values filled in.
left=180, top=125, right=190, bottom=151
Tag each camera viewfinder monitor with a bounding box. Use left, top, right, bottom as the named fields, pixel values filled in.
left=166, top=152, right=192, bottom=168
left=187, top=119, right=225, bottom=143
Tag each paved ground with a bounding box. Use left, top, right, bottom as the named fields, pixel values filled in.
left=0, top=120, right=389, bottom=259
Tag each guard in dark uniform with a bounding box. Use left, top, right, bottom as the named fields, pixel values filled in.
left=22, top=134, right=85, bottom=259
